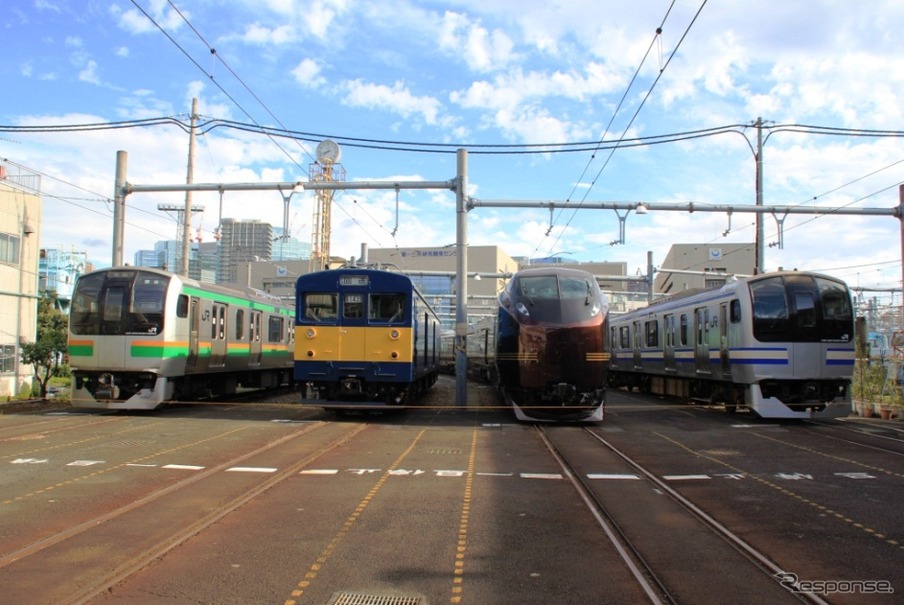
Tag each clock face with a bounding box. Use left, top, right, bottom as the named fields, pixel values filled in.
left=316, top=140, right=341, bottom=163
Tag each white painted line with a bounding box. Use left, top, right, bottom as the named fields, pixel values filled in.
left=227, top=467, right=278, bottom=473
left=587, top=473, right=641, bottom=480
left=67, top=460, right=105, bottom=466
left=162, top=464, right=205, bottom=470
left=520, top=473, right=563, bottom=480
left=663, top=474, right=711, bottom=481
left=299, top=469, right=339, bottom=475
left=477, top=472, right=514, bottom=477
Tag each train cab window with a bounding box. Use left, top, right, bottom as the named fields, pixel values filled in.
left=817, top=277, right=853, bottom=341
left=343, top=293, right=364, bottom=319
left=303, top=293, right=338, bottom=323
left=793, top=291, right=816, bottom=328
left=236, top=309, right=245, bottom=340
left=370, top=293, right=406, bottom=323
left=268, top=316, right=284, bottom=342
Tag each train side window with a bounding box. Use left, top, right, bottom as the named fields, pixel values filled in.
left=645, top=320, right=658, bottom=347
left=268, top=316, right=283, bottom=342
left=210, top=307, right=217, bottom=339
left=664, top=314, right=674, bottom=347
left=236, top=309, right=245, bottom=340
left=218, top=306, right=225, bottom=340
left=176, top=295, right=188, bottom=318
left=679, top=314, right=688, bottom=346
left=618, top=326, right=630, bottom=349
left=730, top=299, right=741, bottom=323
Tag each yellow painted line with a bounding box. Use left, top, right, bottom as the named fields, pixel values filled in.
left=284, top=429, right=427, bottom=605
left=450, top=430, right=478, bottom=604
left=655, top=431, right=904, bottom=553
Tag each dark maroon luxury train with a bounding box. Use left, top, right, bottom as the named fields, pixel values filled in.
left=494, top=267, right=609, bottom=421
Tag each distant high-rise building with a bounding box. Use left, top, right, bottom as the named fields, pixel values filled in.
left=217, top=218, right=273, bottom=285
left=134, top=248, right=163, bottom=269
left=272, top=227, right=312, bottom=261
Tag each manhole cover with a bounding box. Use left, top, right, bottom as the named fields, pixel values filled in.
left=326, top=592, right=425, bottom=605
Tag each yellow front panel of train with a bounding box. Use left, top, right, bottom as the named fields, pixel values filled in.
left=295, top=326, right=413, bottom=363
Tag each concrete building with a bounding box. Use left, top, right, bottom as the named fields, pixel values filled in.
left=0, top=161, right=42, bottom=397
left=217, top=218, right=273, bottom=285
left=654, top=243, right=755, bottom=295
left=367, top=245, right=520, bottom=327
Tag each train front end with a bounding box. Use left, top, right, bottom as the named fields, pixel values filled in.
left=294, top=269, right=439, bottom=408
left=495, top=268, right=609, bottom=422
left=68, top=268, right=183, bottom=409
left=740, top=272, right=855, bottom=419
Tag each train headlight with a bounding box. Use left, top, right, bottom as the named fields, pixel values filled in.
left=590, top=301, right=601, bottom=317
left=389, top=329, right=400, bottom=340
left=515, top=302, right=530, bottom=318
left=305, top=328, right=317, bottom=339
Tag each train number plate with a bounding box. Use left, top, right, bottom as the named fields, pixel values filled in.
left=340, top=275, right=369, bottom=286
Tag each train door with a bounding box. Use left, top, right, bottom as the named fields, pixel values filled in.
left=210, top=303, right=227, bottom=367
left=250, top=311, right=262, bottom=365
left=719, top=303, right=730, bottom=377
left=663, top=313, right=676, bottom=373
left=632, top=320, right=643, bottom=370
left=187, top=297, right=200, bottom=368
left=694, top=307, right=711, bottom=375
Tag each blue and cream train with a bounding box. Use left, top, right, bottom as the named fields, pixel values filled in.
left=607, top=270, right=855, bottom=418
left=294, top=268, right=441, bottom=408
left=69, top=267, right=294, bottom=409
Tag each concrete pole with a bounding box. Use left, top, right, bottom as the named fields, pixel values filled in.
left=455, top=149, right=469, bottom=408
left=755, top=117, right=764, bottom=274
left=899, top=185, right=904, bottom=328
left=113, top=150, right=128, bottom=267
left=181, top=97, right=198, bottom=276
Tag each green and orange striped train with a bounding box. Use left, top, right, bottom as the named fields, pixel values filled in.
left=68, top=267, right=294, bottom=409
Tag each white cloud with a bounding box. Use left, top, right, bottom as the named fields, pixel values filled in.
left=342, top=80, right=442, bottom=126
left=291, top=58, right=326, bottom=88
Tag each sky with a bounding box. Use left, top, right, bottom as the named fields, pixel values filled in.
left=3, top=0, right=904, bottom=302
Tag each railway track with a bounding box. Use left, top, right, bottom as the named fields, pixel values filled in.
left=0, top=419, right=368, bottom=605
left=537, top=424, right=829, bottom=605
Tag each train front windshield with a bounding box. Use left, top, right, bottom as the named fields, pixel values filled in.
left=71, top=270, right=170, bottom=336
left=749, top=274, right=852, bottom=342
left=512, top=274, right=604, bottom=324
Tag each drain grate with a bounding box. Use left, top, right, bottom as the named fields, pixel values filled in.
left=326, top=592, right=425, bottom=605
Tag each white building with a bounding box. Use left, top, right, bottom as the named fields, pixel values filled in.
left=0, top=161, right=42, bottom=397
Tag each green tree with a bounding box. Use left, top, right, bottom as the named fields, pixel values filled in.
left=19, top=290, right=69, bottom=399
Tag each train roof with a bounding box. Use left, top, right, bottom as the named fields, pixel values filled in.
left=78, top=266, right=290, bottom=308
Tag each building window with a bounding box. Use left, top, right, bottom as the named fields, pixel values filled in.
left=0, top=233, right=21, bottom=265
left=0, top=344, right=16, bottom=373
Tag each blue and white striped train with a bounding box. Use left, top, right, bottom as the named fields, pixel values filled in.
left=607, top=270, right=855, bottom=418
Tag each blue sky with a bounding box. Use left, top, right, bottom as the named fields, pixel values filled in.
left=3, top=0, right=904, bottom=299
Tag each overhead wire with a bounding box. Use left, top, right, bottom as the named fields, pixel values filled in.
left=545, top=0, right=709, bottom=259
